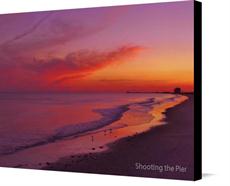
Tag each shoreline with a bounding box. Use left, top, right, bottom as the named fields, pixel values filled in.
left=43, top=94, right=194, bottom=180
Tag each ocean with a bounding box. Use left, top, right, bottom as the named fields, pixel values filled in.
left=0, top=93, right=188, bottom=168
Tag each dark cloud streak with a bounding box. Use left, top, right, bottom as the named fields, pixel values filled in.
left=0, top=13, right=53, bottom=47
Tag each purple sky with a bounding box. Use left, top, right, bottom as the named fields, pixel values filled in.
left=0, top=1, right=194, bottom=92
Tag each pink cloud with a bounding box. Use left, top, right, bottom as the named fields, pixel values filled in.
left=0, top=45, right=144, bottom=92
left=29, top=45, right=144, bottom=82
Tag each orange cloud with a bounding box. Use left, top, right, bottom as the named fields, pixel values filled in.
left=0, top=45, right=144, bottom=92
left=27, top=45, right=144, bottom=85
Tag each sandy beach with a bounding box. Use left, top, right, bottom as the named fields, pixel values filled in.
left=44, top=94, right=194, bottom=180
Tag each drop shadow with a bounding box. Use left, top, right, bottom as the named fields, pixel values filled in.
left=202, top=173, right=215, bottom=178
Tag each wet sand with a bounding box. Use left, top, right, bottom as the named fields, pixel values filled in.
left=44, top=94, right=194, bottom=180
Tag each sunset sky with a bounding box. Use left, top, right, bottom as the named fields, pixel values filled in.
left=0, top=1, right=194, bottom=93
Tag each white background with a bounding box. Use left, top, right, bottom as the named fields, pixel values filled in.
left=0, top=0, right=230, bottom=185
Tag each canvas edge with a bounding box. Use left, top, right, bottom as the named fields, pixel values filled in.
left=194, top=0, right=202, bottom=181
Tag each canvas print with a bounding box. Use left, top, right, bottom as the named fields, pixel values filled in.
left=0, top=0, right=201, bottom=180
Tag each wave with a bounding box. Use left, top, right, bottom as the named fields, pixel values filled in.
left=0, top=94, right=187, bottom=156
left=0, top=97, right=156, bottom=155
